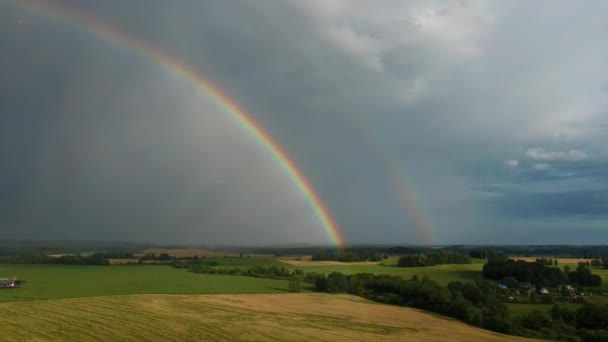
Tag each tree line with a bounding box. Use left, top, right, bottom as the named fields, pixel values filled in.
left=311, top=249, right=386, bottom=262
left=0, top=253, right=135, bottom=265
left=398, top=251, right=470, bottom=267
left=483, top=259, right=601, bottom=287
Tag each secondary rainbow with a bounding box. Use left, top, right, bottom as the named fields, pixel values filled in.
left=9, top=0, right=345, bottom=246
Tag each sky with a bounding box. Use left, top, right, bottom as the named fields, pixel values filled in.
left=1, top=0, right=608, bottom=245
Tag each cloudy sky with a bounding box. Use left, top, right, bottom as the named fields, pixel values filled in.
left=1, top=0, right=608, bottom=245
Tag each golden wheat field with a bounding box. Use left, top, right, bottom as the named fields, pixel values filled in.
left=510, top=257, right=593, bottom=264
left=276, top=258, right=379, bottom=266
left=0, top=293, right=537, bottom=341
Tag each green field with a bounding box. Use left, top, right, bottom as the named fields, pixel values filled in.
left=0, top=264, right=295, bottom=303
left=588, top=268, right=608, bottom=290
left=204, top=257, right=485, bottom=286
left=303, top=263, right=482, bottom=285
left=4, top=256, right=607, bottom=306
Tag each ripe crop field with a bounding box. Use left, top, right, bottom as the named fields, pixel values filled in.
left=510, top=257, right=593, bottom=265
left=0, top=293, right=536, bottom=341
left=0, top=264, right=294, bottom=303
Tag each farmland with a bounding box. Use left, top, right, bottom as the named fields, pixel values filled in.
left=0, top=257, right=485, bottom=303
left=214, top=256, right=486, bottom=286
left=0, top=264, right=294, bottom=303
left=172, top=255, right=485, bottom=286
left=3, top=251, right=608, bottom=340
left=0, top=293, right=535, bottom=341
left=510, top=257, right=593, bottom=265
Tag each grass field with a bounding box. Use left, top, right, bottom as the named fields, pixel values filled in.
left=302, top=263, right=483, bottom=285
left=202, top=256, right=485, bottom=286
left=0, top=293, right=536, bottom=341
left=279, top=257, right=485, bottom=286
left=586, top=268, right=608, bottom=290
left=0, top=264, right=294, bottom=303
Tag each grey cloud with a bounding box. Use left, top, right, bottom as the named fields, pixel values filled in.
left=2, top=0, right=608, bottom=244
left=489, top=190, right=608, bottom=219
left=526, top=148, right=588, bottom=162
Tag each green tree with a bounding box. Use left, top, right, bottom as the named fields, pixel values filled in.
left=579, top=329, right=608, bottom=342
left=288, top=275, right=302, bottom=293
left=540, top=294, right=554, bottom=304
left=328, top=272, right=348, bottom=293
left=445, top=299, right=482, bottom=326
left=521, top=310, right=554, bottom=331
left=530, top=292, right=537, bottom=304
left=577, top=305, right=608, bottom=330
left=502, top=276, right=518, bottom=289
left=483, top=316, right=511, bottom=334
left=315, top=276, right=329, bottom=292
left=551, top=304, right=562, bottom=321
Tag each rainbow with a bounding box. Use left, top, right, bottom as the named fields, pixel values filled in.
left=383, top=153, right=436, bottom=245
left=8, top=0, right=345, bottom=246
left=359, top=130, right=436, bottom=245
left=300, top=83, right=436, bottom=244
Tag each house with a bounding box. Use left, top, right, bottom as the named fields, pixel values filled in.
left=0, top=278, right=16, bottom=288
left=539, top=288, right=549, bottom=294
left=572, top=295, right=586, bottom=304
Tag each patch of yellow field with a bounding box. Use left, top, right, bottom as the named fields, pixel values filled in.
left=0, top=293, right=537, bottom=341
left=510, top=257, right=593, bottom=264
left=107, top=259, right=139, bottom=265
left=276, top=257, right=378, bottom=267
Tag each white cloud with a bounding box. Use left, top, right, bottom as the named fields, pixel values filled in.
left=505, top=160, right=519, bottom=168
left=526, top=148, right=588, bottom=162
left=532, top=163, right=550, bottom=171
left=326, top=26, right=388, bottom=71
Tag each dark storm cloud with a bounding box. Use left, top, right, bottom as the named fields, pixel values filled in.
left=490, top=191, right=608, bottom=219
left=2, top=0, right=608, bottom=244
